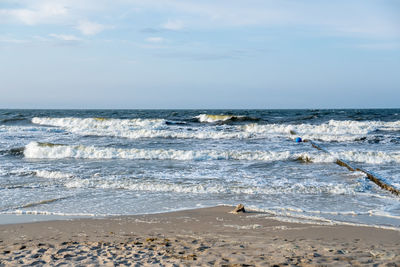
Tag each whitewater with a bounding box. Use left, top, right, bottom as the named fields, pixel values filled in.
left=1, top=109, right=400, bottom=228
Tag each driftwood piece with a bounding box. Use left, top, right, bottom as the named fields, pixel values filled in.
left=310, top=141, right=400, bottom=197
left=230, top=204, right=246, bottom=214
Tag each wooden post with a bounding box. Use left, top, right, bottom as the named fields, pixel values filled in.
left=309, top=141, right=400, bottom=196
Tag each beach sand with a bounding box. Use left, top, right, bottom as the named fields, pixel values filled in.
left=1, top=206, right=399, bottom=266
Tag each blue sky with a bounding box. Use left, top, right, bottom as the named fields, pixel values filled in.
left=1, top=0, right=399, bottom=109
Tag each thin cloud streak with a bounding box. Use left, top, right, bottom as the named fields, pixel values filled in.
left=76, top=20, right=107, bottom=35
left=49, top=33, right=81, bottom=41
left=0, top=1, right=69, bottom=25
left=146, top=37, right=165, bottom=43
left=125, top=0, right=400, bottom=39
left=161, top=19, right=184, bottom=31
left=1, top=0, right=398, bottom=39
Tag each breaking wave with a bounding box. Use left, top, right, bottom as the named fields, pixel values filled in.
left=24, top=142, right=297, bottom=161
left=243, top=120, right=400, bottom=142
left=195, top=114, right=259, bottom=123
left=65, top=179, right=359, bottom=195
left=23, top=142, right=400, bottom=164
left=30, top=117, right=400, bottom=142
left=32, top=117, right=251, bottom=139
left=32, top=117, right=167, bottom=129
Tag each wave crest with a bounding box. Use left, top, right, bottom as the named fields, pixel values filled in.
left=31, top=117, right=400, bottom=142
left=23, top=142, right=400, bottom=164
left=195, top=114, right=259, bottom=123
left=32, top=117, right=167, bottom=129
left=244, top=120, right=400, bottom=142
left=24, top=142, right=296, bottom=161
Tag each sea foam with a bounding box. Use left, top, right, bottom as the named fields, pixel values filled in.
left=32, top=117, right=251, bottom=139
left=32, top=117, right=167, bottom=129
left=24, top=142, right=295, bottom=161
left=22, top=141, right=400, bottom=164
left=243, top=120, right=400, bottom=142
left=31, top=117, right=400, bottom=142
left=64, top=178, right=358, bottom=195
left=35, top=170, right=74, bottom=179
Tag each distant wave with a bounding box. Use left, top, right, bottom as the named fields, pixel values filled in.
left=243, top=120, right=400, bottom=142
left=23, top=141, right=400, bottom=164
left=30, top=117, right=400, bottom=142
left=195, top=114, right=259, bottom=123
left=31, top=117, right=254, bottom=139
left=32, top=117, right=167, bottom=129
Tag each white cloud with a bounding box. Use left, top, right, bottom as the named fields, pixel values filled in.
left=76, top=20, right=106, bottom=35
left=0, top=0, right=399, bottom=40
left=0, top=2, right=68, bottom=25
left=49, top=33, right=81, bottom=41
left=3, top=9, right=37, bottom=25
left=146, top=37, right=165, bottom=43
left=161, top=19, right=184, bottom=31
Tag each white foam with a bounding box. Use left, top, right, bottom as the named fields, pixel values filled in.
left=31, top=117, right=400, bottom=141
left=332, top=151, right=400, bottom=164
left=4, top=210, right=98, bottom=216
left=35, top=170, right=74, bottom=179
left=370, top=210, right=400, bottom=220
left=32, top=117, right=167, bottom=129
left=32, top=117, right=251, bottom=139
left=24, top=141, right=295, bottom=161
left=3, top=207, right=399, bottom=231
left=64, top=177, right=357, bottom=196
left=0, top=125, right=56, bottom=139
left=243, top=120, right=400, bottom=142
left=24, top=141, right=400, bottom=165
left=245, top=205, right=400, bottom=231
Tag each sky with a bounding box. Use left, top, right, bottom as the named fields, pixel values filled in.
left=1, top=0, right=400, bottom=109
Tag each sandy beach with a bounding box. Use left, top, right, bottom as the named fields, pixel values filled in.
left=1, top=206, right=399, bottom=266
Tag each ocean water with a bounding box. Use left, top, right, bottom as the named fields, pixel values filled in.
left=1, top=109, right=400, bottom=228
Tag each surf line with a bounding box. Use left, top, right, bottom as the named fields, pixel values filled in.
left=0, top=196, right=72, bottom=213
left=291, top=133, right=400, bottom=197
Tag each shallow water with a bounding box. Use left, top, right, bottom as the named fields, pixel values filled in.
left=1, top=109, right=399, bottom=227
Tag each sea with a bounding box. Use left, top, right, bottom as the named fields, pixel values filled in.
left=1, top=109, right=400, bottom=228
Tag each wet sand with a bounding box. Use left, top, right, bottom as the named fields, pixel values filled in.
left=1, top=206, right=400, bottom=266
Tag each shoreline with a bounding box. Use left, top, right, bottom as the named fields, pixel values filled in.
left=0, top=213, right=95, bottom=225
left=1, top=206, right=400, bottom=266
left=2, top=204, right=400, bottom=232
